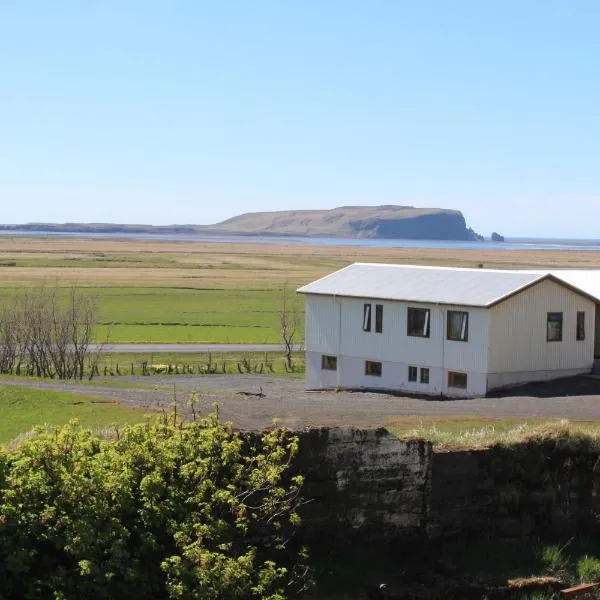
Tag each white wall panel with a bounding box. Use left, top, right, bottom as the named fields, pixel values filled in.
left=305, top=295, right=340, bottom=355
left=304, top=294, right=489, bottom=397
left=338, top=297, right=488, bottom=372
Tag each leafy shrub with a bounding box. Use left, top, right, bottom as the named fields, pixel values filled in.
left=0, top=414, right=306, bottom=599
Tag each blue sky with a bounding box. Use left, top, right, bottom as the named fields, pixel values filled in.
left=1, top=1, right=599, bottom=237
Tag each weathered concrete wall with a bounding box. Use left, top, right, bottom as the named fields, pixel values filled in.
left=293, top=427, right=431, bottom=540
left=294, top=428, right=600, bottom=542
left=427, top=443, right=600, bottom=539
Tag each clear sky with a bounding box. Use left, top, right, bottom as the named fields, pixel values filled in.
left=1, top=1, right=599, bottom=238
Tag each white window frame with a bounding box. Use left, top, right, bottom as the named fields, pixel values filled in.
left=363, top=303, right=371, bottom=332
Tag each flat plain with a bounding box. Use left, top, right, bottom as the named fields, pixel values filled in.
left=2, top=235, right=600, bottom=344
left=0, top=385, right=145, bottom=445
left=2, top=235, right=600, bottom=442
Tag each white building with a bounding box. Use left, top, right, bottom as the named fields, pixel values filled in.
left=297, top=264, right=600, bottom=398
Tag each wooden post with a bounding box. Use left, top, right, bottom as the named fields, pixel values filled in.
left=560, top=582, right=600, bottom=598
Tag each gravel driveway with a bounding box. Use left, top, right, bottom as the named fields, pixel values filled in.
left=4, top=374, right=600, bottom=430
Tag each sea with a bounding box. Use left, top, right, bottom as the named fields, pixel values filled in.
left=1, top=230, right=600, bottom=252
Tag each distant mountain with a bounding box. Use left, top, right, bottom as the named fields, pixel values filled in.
left=0, top=206, right=483, bottom=241
left=208, top=206, right=482, bottom=241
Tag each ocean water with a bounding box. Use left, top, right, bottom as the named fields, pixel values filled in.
left=1, top=230, right=600, bottom=251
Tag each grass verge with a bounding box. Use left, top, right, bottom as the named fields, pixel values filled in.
left=0, top=386, right=146, bottom=445
left=386, top=416, right=600, bottom=450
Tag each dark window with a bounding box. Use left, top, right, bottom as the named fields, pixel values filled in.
left=407, top=307, right=430, bottom=337
left=365, top=361, right=382, bottom=377
left=375, top=304, right=383, bottom=333
left=448, top=371, right=467, bottom=389
left=408, top=365, right=417, bottom=382
left=447, top=311, right=469, bottom=341
left=577, top=311, right=585, bottom=341
left=547, top=312, right=563, bottom=342
left=363, top=303, right=371, bottom=332
left=420, top=368, right=430, bottom=384
left=321, top=355, right=337, bottom=371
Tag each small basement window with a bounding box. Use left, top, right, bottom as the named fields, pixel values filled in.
left=448, top=371, right=467, bottom=389
left=407, top=307, right=430, bottom=337
left=577, top=311, right=585, bottom=341
left=363, top=303, right=371, bottom=332
left=447, top=311, right=469, bottom=341
left=547, top=312, right=563, bottom=342
left=408, top=365, right=417, bottom=382
left=420, top=367, right=430, bottom=384
left=375, top=304, right=383, bottom=333
left=365, top=361, right=382, bottom=377
left=321, top=355, right=337, bottom=371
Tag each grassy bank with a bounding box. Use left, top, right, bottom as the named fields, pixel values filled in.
left=387, top=416, right=600, bottom=450
left=0, top=386, right=145, bottom=445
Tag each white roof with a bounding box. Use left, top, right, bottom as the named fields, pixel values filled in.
left=297, top=263, right=600, bottom=307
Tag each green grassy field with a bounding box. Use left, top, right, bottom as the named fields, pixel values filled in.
left=0, top=386, right=146, bottom=445
left=2, top=236, right=600, bottom=345
left=92, top=287, right=302, bottom=343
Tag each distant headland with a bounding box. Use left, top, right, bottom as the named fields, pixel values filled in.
left=0, top=205, right=483, bottom=242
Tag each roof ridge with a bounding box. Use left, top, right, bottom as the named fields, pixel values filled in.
left=351, top=262, right=551, bottom=275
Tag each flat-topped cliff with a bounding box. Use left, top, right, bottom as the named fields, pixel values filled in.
left=0, top=205, right=483, bottom=241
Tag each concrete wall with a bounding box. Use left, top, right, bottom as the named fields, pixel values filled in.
left=293, top=427, right=431, bottom=540
left=427, top=443, right=600, bottom=539
left=294, top=427, right=600, bottom=542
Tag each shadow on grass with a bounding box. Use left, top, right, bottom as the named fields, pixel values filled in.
left=306, top=533, right=600, bottom=599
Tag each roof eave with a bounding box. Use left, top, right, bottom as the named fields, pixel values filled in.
left=299, top=290, right=489, bottom=308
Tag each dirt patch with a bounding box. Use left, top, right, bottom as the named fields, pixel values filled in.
left=3, top=374, right=600, bottom=430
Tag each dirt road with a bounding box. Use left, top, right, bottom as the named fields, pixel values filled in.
left=3, top=374, right=600, bottom=430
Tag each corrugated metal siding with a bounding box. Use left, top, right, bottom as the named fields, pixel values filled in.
left=338, top=297, right=489, bottom=373
left=488, top=279, right=595, bottom=373
left=595, top=305, right=600, bottom=358
left=311, top=356, right=487, bottom=397
left=304, top=295, right=340, bottom=355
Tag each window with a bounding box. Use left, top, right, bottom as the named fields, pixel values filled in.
left=321, top=355, right=337, bottom=371
left=363, top=303, right=371, bottom=332
left=447, top=311, right=469, bottom=341
left=577, top=311, right=585, bottom=341
left=420, top=368, right=430, bottom=384
left=365, top=361, right=382, bottom=377
left=407, top=307, right=430, bottom=337
left=408, top=365, right=417, bottom=382
left=547, top=312, right=563, bottom=342
left=448, top=371, right=467, bottom=389
left=375, top=304, right=383, bottom=333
